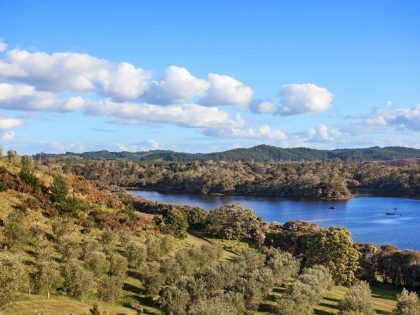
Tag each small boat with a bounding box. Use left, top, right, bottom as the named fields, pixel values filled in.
left=329, top=205, right=336, bottom=209
left=384, top=212, right=396, bottom=216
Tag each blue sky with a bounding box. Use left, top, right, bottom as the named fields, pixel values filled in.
left=0, top=0, right=419, bottom=154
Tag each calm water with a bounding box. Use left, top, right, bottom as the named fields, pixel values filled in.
left=130, top=190, right=420, bottom=250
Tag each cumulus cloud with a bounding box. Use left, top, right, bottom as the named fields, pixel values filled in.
left=117, top=139, right=165, bottom=152
left=0, top=39, right=7, bottom=52
left=203, top=124, right=286, bottom=140
left=0, top=83, right=89, bottom=112
left=1, top=131, right=15, bottom=141
left=277, top=83, right=333, bottom=115
left=200, top=74, right=253, bottom=108
left=0, top=48, right=150, bottom=100
left=0, top=115, right=24, bottom=130
left=366, top=103, right=420, bottom=131
left=143, top=66, right=208, bottom=105
left=250, top=100, right=277, bottom=114
left=307, top=124, right=342, bottom=142
left=87, top=100, right=243, bottom=129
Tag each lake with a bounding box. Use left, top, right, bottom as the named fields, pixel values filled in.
left=130, top=190, right=420, bottom=250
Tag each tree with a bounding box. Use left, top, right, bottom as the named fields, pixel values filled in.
left=155, top=208, right=189, bottom=238
left=338, top=281, right=374, bottom=315
left=6, top=150, right=20, bottom=165
left=394, top=289, right=420, bottom=315
left=97, top=275, right=124, bottom=302
left=50, top=174, right=68, bottom=203
left=3, top=208, right=28, bottom=250
left=108, top=253, right=128, bottom=278
left=61, top=259, right=93, bottom=300
left=0, top=252, right=27, bottom=313
left=124, top=241, right=147, bottom=268
left=305, top=227, right=359, bottom=285
left=32, top=261, right=63, bottom=299
left=276, top=265, right=333, bottom=315
left=19, top=157, right=40, bottom=191
left=160, top=286, right=190, bottom=315
left=265, top=248, right=300, bottom=286
left=204, top=203, right=259, bottom=240
left=85, top=251, right=109, bottom=277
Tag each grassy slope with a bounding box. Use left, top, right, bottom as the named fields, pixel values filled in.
left=0, top=160, right=399, bottom=315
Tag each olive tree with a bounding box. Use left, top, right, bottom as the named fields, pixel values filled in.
left=394, top=289, right=420, bottom=315
left=32, top=261, right=63, bottom=299
left=0, top=252, right=27, bottom=313
left=338, top=281, right=374, bottom=315
left=61, top=259, right=93, bottom=300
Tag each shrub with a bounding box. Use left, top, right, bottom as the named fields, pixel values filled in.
left=338, top=281, right=374, bottom=315
left=0, top=252, right=28, bottom=312
left=156, top=208, right=189, bottom=238
left=50, top=174, right=68, bottom=203
left=124, top=241, right=147, bottom=268
left=97, top=275, right=124, bottom=302
left=204, top=203, right=259, bottom=240
left=61, top=259, right=94, bottom=300
left=394, top=289, right=420, bottom=315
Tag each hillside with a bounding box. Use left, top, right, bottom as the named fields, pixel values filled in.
left=0, top=155, right=417, bottom=314
left=35, top=145, right=420, bottom=162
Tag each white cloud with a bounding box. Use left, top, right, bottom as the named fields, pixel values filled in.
left=0, top=83, right=89, bottom=112
left=250, top=100, right=277, bottom=113
left=277, top=83, right=333, bottom=115
left=1, top=131, right=15, bottom=141
left=203, top=124, right=286, bottom=140
left=366, top=104, right=420, bottom=131
left=200, top=73, right=253, bottom=108
left=0, top=116, right=24, bottom=130
left=87, top=100, right=243, bottom=129
left=0, top=39, right=7, bottom=52
left=103, top=62, right=150, bottom=100
left=117, top=139, right=165, bottom=152
left=143, top=66, right=208, bottom=105
left=0, top=48, right=150, bottom=100
left=307, top=124, right=342, bottom=142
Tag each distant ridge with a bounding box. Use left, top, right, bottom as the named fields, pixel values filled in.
left=34, top=145, right=420, bottom=162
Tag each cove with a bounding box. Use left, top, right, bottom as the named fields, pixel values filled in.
left=130, top=190, right=420, bottom=251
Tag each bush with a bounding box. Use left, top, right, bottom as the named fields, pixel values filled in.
left=97, top=275, right=124, bottom=302
left=50, top=174, right=68, bottom=203
left=61, top=259, right=94, bottom=300
left=276, top=265, right=333, bottom=315
left=0, top=252, right=28, bottom=312
left=338, top=281, right=374, bottom=315
left=59, top=196, right=81, bottom=215
left=394, top=289, right=420, bottom=315
left=155, top=208, right=189, bottom=238
left=3, top=208, right=28, bottom=250
left=124, top=241, right=147, bottom=268
left=204, top=203, right=259, bottom=240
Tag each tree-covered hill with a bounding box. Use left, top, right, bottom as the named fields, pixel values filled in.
left=35, top=145, right=420, bottom=162
left=0, top=152, right=419, bottom=314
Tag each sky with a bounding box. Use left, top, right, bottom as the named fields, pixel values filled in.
left=0, top=0, right=419, bottom=154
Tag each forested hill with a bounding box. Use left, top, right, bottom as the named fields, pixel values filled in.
left=35, top=145, right=420, bottom=162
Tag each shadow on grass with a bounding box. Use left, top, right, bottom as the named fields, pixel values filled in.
left=122, top=294, right=159, bottom=312
left=314, top=309, right=334, bottom=315
left=371, top=283, right=399, bottom=301
left=127, top=269, right=143, bottom=280
left=124, top=282, right=144, bottom=295
left=318, top=302, right=338, bottom=310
